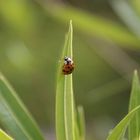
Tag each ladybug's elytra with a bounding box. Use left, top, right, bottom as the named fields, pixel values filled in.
left=62, top=56, right=74, bottom=75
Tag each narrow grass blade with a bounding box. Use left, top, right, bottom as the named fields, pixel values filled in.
left=0, top=129, right=13, bottom=140
left=0, top=73, right=45, bottom=140
left=107, top=105, right=140, bottom=140
left=56, top=20, right=75, bottom=140
left=77, top=106, right=85, bottom=140
left=128, top=70, right=140, bottom=140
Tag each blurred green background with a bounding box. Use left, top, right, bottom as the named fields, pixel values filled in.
left=0, top=0, right=140, bottom=139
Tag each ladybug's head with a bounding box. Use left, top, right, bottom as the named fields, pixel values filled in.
left=64, top=56, right=73, bottom=64
left=64, top=56, right=69, bottom=61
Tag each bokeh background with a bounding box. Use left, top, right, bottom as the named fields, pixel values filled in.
left=0, top=0, right=140, bottom=140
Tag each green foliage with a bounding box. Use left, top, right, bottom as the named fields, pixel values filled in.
left=77, top=106, right=85, bottom=140
left=128, top=70, right=140, bottom=140
left=56, top=20, right=85, bottom=140
left=0, top=20, right=87, bottom=140
left=107, top=105, right=140, bottom=140
left=107, top=71, right=140, bottom=140
left=0, top=5, right=140, bottom=138
left=55, top=21, right=140, bottom=140
left=0, top=72, right=45, bottom=140
left=55, top=20, right=75, bottom=140
left=0, top=129, right=13, bottom=140
left=0, top=2, right=140, bottom=138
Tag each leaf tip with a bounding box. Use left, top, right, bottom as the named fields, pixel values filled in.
left=70, top=19, right=72, bottom=25
left=78, top=105, right=84, bottom=112
left=134, top=69, right=138, bottom=77
left=133, top=69, right=139, bottom=83
left=69, top=20, right=73, bottom=31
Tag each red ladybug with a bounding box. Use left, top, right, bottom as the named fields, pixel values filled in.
left=62, top=56, right=74, bottom=75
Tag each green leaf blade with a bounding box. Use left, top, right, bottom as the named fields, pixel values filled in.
left=107, top=105, right=140, bottom=140
left=0, top=73, right=44, bottom=140
left=56, top=20, right=75, bottom=140
left=0, top=129, right=13, bottom=140
left=128, top=70, right=140, bottom=140
left=77, top=106, right=85, bottom=140
left=55, top=77, right=65, bottom=140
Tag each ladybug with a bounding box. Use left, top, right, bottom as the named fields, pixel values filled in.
left=62, top=56, right=74, bottom=75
